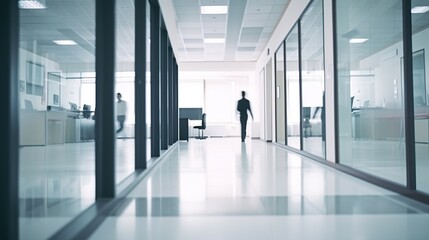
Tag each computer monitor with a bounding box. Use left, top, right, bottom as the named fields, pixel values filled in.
left=179, top=108, right=203, bottom=120
left=24, top=99, right=34, bottom=110
left=69, top=102, right=78, bottom=111
left=83, top=104, right=91, bottom=119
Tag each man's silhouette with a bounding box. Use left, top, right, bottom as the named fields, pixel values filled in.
left=237, top=91, right=254, bottom=142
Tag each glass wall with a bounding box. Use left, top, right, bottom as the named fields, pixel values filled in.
left=19, top=0, right=96, bottom=238
left=300, top=0, right=325, bottom=157
left=286, top=24, right=301, bottom=149
left=115, top=0, right=135, bottom=183
left=412, top=0, right=429, bottom=193
left=275, top=43, right=286, bottom=144
left=336, top=0, right=406, bottom=184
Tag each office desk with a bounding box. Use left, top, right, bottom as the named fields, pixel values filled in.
left=352, top=108, right=402, bottom=140
left=20, top=110, right=91, bottom=146
left=352, top=107, right=429, bottom=142
left=414, top=108, right=429, bottom=143
left=179, top=118, right=189, bottom=141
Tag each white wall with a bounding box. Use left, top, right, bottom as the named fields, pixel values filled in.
left=357, top=26, right=429, bottom=109
left=179, top=69, right=258, bottom=137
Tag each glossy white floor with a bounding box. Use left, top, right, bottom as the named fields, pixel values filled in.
left=19, top=139, right=138, bottom=240
left=86, top=138, right=429, bottom=240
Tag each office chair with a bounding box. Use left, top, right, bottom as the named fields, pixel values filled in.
left=302, top=107, right=312, bottom=137
left=193, top=113, right=207, bottom=139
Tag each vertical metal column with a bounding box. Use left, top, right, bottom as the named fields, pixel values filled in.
left=174, top=57, right=179, bottom=142
left=282, top=43, right=288, bottom=145
left=151, top=1, right=161, bottom=157
left=168, top=44, right=174, bottom=145
left=402, top=0, right=416, bottom=189
left=135, top=0, right=147, bottom=169
left=96, top=0, right=116, bottom=199
left=160, top=27, right=168, bottom=150
left=0, top=0, right=19, bottom=238
left=332, top=0, right=340, bottom=163
left=298, top=21, right=304, bottom=150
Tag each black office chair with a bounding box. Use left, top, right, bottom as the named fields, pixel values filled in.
left=302, top=107, right=312, bottom=137
left=193, top=113, right=207, bottom=139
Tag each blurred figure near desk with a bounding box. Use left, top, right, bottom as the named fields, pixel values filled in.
left=116, top=92, right=128, bottom=134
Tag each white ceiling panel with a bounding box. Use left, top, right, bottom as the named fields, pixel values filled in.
left=175, top=6, right=200, bottom=14
left=186, top=48, right=205, bottom=52
left=237, top=42, right=258, bottom=48
left=239, top=33, right=262, bottom=43
left=172, top=0, right=199, bottom=7
left=183, top=39, right=204, bottom=44
left=271, top=4, right=289, bottom=13
left=243, top=13, right=270, bottom=22
left=245, top=5, right=273, bottom=14
left=201, top=14, right=227, bottom=22
left=202, top=27, right=226, bottom=34
left=200, top=0, right=229, bottom=6
left=176, top=14, right=201, bottom=22
left=184, top=43, right=205, bottom=48
left=178, top=22, right=202, bottom=28
left=247, top=0, right=277, bottom=5
left=164, top=0, right=290, bottom=62
left=19, top=0, right=291, bottom=66
left=242, top=20, right=266, bottom=28
left=179, top=27, right=203, bottom=34
left=237, top=47, right=256, bottom=52
left=241, top=27, right=263, bottom=34
left=204, top=33, right=226, bottom=38
left=204, top=43, right=225, bottom=51
left=202, top=22, right=227, bottom=28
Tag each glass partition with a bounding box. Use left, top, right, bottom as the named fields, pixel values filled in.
left=300, top=0, right=325, bottom=157
left=286, top=24, right=301, bottom=149
left=336, top=0, right=406, bottom=184
left=412, top=0, right=429, bottom=193
left=19, top=0, right=96, bottom=238
left=275, top=43, right=286, bottom=144
left=115, top=0, right=136, bottom=184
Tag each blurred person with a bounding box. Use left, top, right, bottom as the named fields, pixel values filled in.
left=237, top=91, right=254, bottom=142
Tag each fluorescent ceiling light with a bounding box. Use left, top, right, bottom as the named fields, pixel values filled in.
left=204, top=38, right=225, bottom=43
left=411, top=6, right=429, bottom=14
left=349, top=38, right=368, bottom=43
left=53, top=40, right=77, bottom=46
left=201, top=6, right=228, bottom=14
left=19, top=0, right=46, bottom=9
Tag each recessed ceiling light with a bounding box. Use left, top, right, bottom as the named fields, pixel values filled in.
left=349, top=38, right=368, bottom=43
left=19, top=0, right=46, bottom=9
left=411, top=6, right=429, bottom=14
left=201, top=6, right=228, bottom=14
left=53, top=40, right=77, bottom=46
left=204, top=38, right=225, bottom=43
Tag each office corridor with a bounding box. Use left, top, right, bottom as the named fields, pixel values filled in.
left=89, top=138, right=429, bottom=239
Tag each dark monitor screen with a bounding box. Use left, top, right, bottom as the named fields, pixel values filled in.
left=83, top=104, right=91, bottom=119
left=302, top=107, right=311, bottom=119
left=179, top=108, right=203, bottom=120
left=69, top=102, right=78, bottom=111
left=83, top=104, right=91, bottom=111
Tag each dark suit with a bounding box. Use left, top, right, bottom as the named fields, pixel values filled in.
left=237, top=98, right=252, bottom=142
